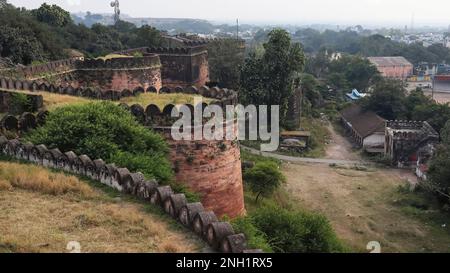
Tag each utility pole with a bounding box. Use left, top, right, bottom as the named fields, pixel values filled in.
left=432, top=75, right=435, bottom=100
left=110, top=0, right=120, bottom=24
left=236, top=18, right=239, bottom=40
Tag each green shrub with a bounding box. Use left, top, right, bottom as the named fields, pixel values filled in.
left=9, top=93, right=32, bottom=115
left=112, top=151, right=172, bottom=183
left=231, top=216, right=273, bottom=252
left=251, top=205, right=345, bottom=253
left=25, top=102, right=172, bottom=182
left=244, top=161, right=285, bottom=202
left=132, top=51, right=144, bottom=58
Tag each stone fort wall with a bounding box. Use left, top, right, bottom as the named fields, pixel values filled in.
left=0, top=85, right=244, bottom=219
left=0, top=56, right=163, bottom=92
left=115, top=46, right=210, bottom=88
left=0, top=44, right=210, bottom=92
left=0, top=133, right=260, bottom=253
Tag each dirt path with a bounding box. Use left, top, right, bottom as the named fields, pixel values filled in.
left=241, top=146, right=370, bottom=165
left=324, top=121, right=361, bottom=161
left=282, top=163, right=450, bottom=253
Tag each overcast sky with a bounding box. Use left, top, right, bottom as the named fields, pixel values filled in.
left=8, top=0, right=450, bottom=27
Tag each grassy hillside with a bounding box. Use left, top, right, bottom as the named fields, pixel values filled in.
left=0, top=161, right=205, bottom=253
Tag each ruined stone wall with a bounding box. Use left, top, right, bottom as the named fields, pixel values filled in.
left=0, top=90, right=43, bottom=113
left=385, top=120, right=439, bottom=166
left=71, top=56, right=162, bottom=91
left=0, top=58, right=78, bottom=80
left=0, top=56, right=162, bottom=92
left=73, top=68, right=161, bottom=91
left=150, top=47, right=209, bottom=88
left=0, top=133, right=260, bottom=253
left=116, top=46, right=210, bottom=88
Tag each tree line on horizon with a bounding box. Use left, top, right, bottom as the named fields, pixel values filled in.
left=0, top=1, right=162, bottom=65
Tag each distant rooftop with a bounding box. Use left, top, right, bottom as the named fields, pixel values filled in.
left=340, top=104, right=386, bottom=138
left=367, top=56, right=413, bottom=67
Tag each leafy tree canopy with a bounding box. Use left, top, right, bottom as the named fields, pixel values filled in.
left=0, top=3, right=162, bottom=64
left=240, top=29, right=305, bottom=126
left=32, top=3, right=72, bottom=27
left=244, top=161, right=285, bottom=202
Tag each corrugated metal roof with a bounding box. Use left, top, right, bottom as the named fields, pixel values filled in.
left=341, top=104, right=386, bottom=138
left=367, top=56, right=413, bottom=67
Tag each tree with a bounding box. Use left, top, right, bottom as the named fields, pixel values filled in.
left=412, top=103, right=450, bottom=134
left=305, top=47, right=330, bottom=78
left=403, top=88, right=434, bottom=120
left=361, top=78, right=407, bottom=120
left=240, top=29, right=305, bottom=126
left=428, top=145, right=450, bottom=195
left=128, top=25, right=162, bottom=48
left=251, top=205, right=344, bottom=253
left=328, top=54, right=379, bottom=92
left=441, top=120, right=450, bottom=146
left=207, top=39, right=245, bottom=89
left=0, top=0, right=10, bottom=9
left=0, top=2, right=163, bottom=64
left=428, top=121, right=450, bottom=200
left=32, top=3, right=72, bottom=27
left=243, top=162, right=285, bottom=202
left=299, top=73, right=323, bottom=108
left=0, top=26, right=45, bottom=64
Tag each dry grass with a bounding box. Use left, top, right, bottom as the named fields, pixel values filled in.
left=0, top=161, right=205, bottom=253
left=95, top=54, right=129, bottom=61
left=0, top=162, right=96, bottom=198
left=40, top=92, right=94, bottom=111
left=2, top=89, right=210, bottom=111
left=120, top=92, right=212, bottom=109
left=282, top=163, right=450, bottom=253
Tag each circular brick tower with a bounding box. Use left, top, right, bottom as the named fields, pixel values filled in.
left=156, top=120, right=245, bottom=219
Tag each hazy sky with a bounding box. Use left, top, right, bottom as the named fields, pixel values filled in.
left=8, top=0, right=450, bottom=26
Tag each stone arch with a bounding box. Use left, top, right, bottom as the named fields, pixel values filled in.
left=186, top=86, right=198, bottom=95
left=14, top=80, right=23, bottom=90
left=121, top=89, right=133, bottom=98
left=130, top=104, right=146, bottom=124
left=19, top=112, right=37, bottom=132
left=1, top=115, right=19, bottom=131
left=174, top=86, right=184, bottom=93
left=38, top=82, right=48, bottom=91
left=118, top=103, right=130, bottom=111
left=0, top=78, right=7, bottom=89
left=159, top=86, right=171, bottom=94
left=199, top=86, right=210, bottom=97
left=133, top=86, right=145, bottom=96
left=147, top=86, right=157, bottom=93
left=210, top=87, right=220, bottom=98
left=36, top=110, right=49, bottom=126
left=163, top=104, right=176, bottom=117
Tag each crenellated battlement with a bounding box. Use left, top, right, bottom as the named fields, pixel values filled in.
left=386, top=120, right=439, bottom=140
left=77, top=55, right=161, bottom=70
left=0, top=134, right=256, bottom=253
left=0, top=58, right=78, bottom=80
left=385, top=120, right=439, bottom=166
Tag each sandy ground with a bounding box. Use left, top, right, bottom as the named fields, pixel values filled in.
left=324, top=122, right=360, bottom=161
left=0, top=161, right=206, bottom=253
left=424, top=90, right=450, bottom=104
left=282, top=163, right=450, bottom=253
left=281, top=121, right=450, bottom=252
